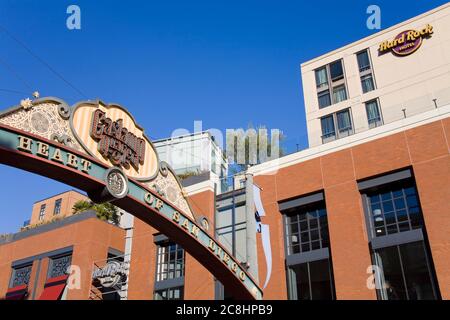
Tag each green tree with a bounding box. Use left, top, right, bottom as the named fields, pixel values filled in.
left=72, top=200, right=121, bottom=226
left=228, top=124, right=286, bottom=174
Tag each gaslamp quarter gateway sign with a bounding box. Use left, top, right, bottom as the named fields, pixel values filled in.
left=0, top=97, right=262, bottom=300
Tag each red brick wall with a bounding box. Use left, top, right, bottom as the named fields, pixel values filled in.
left=0, top=217, right=125, bottom=300
left=255, top=118, right=450, bottom=300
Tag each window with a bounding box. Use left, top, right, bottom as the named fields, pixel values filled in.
left=10, top=264, right=32, bottom=288
left=366, top=100, right=383, bottom=128
left=315, top=59, right=347, bottom=109
left=38, top=204, right=46, bottom=221
left=285, top=206, right=329, bottom=255
left=373, top=241, right=438, bottom=300
left=336, top=109, right=353, bottom=137
left=288, top=259, right=334, bottom=300
left=154, top=287, right=184, bottom=300
left=321, top=115, right=336, bottom=143
left=315, top=67, right=328, bottom=89
left=321, top=109, right=354, bottom=143
left=332, top=85, right=347, bottom=104
left=365, top=184, right=422, bottom=238
left=357, top=50, right=371, bottom=72
left=360, top=172, right=440, bottom=300
left=53, top=199, right=62, bottom=215
left=156, top=242, right=185, bottom=281
left=48, top=254, right=72, bottom=279
left=154, top=240, right=185, bottom=300
left=318, top=91, right=331, bottom=109
left=329, top=60, right=344, bottom=81
left=356, top=49, right=376, bottom=93
left=361, top=74, right=375, bottom=93
left=281, top=196, right=335, bottom=300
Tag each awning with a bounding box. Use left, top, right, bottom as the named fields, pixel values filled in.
left=5, top=284, right=28, bottom=300
left=38, top=275, right=69, bottom=300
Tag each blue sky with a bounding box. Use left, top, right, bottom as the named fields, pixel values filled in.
left=0, top=0, right=447, bottom=233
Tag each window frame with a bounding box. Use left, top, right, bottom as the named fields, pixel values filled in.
left=9, top=263, right=33, bottom=289
left=358, top=169, right=441, bottom=300
left=53, top=198, right=62, bottom=216
left=315, top=59, right=348, bottom=109
left=38, top=204, right=46, bottom=221
left=153, top=238, right=186, bottom=299
left=356, top=49, right=377, bottom=93
left=279, top=192, right=336, bottom=300
left=320, top=108, right=354, bottom=143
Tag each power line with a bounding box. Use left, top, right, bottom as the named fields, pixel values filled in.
left=0, top=56, right=33, bottom=92
left=0, top=24, right=88, bottom=99
left=0, top=88, right=29, bottom=95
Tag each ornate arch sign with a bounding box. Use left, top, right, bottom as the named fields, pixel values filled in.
left=0, top=97, right=262, bottom=300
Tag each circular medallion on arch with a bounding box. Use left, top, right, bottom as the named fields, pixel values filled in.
left=196, top=216, right=210, bottom=231
left=105, top=167, right=129, bottom=199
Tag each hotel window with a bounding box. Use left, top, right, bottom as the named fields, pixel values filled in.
left=359, top=169, right=440, bottom=300
left=315, top=59, right=348, bottom=109
left=321, top=109, right=354, bottom=143
left=321, top=115, right=336, bottom=143
left=279, top=192, right=335, bottom=300
left=357, top=49, right=376, bottom=93
left=10, top=264, right=33, bottom=288
left=53, top=198, right=62, bottom=215
left=154, top=237, right=185, bottom=300
left=366, top=99, right=383, bottom=128
left=336, top=109, right=353, bottom=137
left=318, top=90, right=331, bottom=109
left=38, top=204, right=46, bottom=221
left=332, top=85, right=347, bottom=104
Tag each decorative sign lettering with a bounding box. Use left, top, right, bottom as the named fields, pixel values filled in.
left=90, top=109, right=145, bottom=170
left=71, top=101, right=159, bottom=180
left=17, top=135, right=92, bottom=174
left=92, top=261, right=127, bottom=288
left=379, top=24, right=433, bottom=56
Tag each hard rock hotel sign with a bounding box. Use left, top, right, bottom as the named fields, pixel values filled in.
left=0, top=97, right=262, bottom=300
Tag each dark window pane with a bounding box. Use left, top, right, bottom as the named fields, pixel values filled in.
left=309, top=218, right=318, bottom=229
left=309, top=259, right=333, bottom=300
left=396, top=209, right=408, bottom=222
left=301, top=232, right=310, bottom=243
left=399, top=242, right=437, bottom=300
left=300, top=221, right=308, bottom=231
left=289, top=263, right=310, bottom=300
left=394, top=198, right=406, bottom=210
left=310, top=229, right=319, bottom=241
left=290, top=222, right=299, bottom=234
left=387, top=224, right=398, bottom=234
left=330, top=60, right=344, bottom=80
left=321, top=115, right=335, bottom=141
left=406, top=195, right=418, bottom=207
left=357, top=50, right=371, bottom=71
left=311, top=241, right=321, bottom=250
left=374, top=246, right=408, bottom=300
left=318, top=91, right=331, bottom=108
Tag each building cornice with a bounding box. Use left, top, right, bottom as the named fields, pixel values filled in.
left=249, top=103, right=450, bottom=176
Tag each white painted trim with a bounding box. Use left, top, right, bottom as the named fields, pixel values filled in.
left=184, top=180, right=215, bottom=196
left=249, top=104, right=450, bottom=176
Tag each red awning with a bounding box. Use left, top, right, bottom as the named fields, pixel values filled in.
left=5, top=284, right=28, bottom=300
left=38, top=275, right=69, bottom=300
